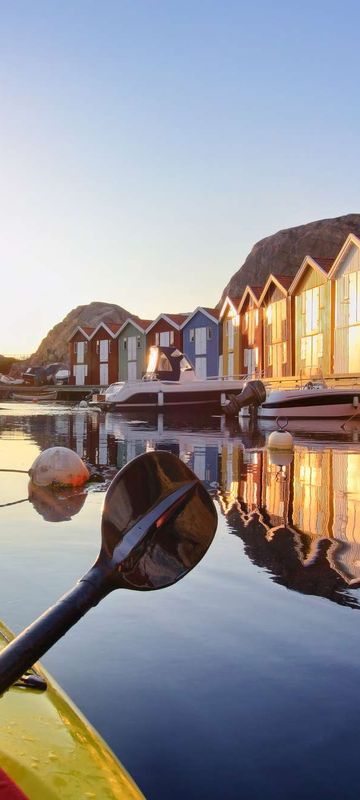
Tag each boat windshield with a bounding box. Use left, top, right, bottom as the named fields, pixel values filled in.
left=299, top=367, right=327, bottom=389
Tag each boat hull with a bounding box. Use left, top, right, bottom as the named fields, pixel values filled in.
left=97, top=379, right=245, bottom=411
left=241, top=388, right=360, bottom=420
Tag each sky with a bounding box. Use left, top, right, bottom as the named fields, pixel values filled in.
left=1, top=0, right=360, bottom=355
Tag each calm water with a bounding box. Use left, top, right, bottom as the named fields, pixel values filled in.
left=1, top=402, right=360, bottom=799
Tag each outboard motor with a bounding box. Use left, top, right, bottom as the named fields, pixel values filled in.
left=222, top=380, right=266, bottom=416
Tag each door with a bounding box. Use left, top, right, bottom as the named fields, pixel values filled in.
left=195, top=327, right=206, bottom=355
left=100, top=363, right=108, bottom=385
left=127, top=337, right=137, bottom=381
left=247, top=349, right=257, bottom=376
left=74, top=364, right=86, bottom=385
left=77, top=342, right=85, bottom=363
left=99, top=340, right=109, bottom=362
left=128, top=361, right=137, bottom=381
left=227, top=352, right=234, bottom=378
left=195, top=356, right=207, bottom=378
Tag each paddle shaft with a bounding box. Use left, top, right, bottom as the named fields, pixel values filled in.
left=0, top=577, right=104, bottom=695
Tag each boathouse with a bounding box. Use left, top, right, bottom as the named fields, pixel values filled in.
left=289, top=256, right=334, bottom=376
left=146, top=314, right=187, bottom=351
left=328, top=234, right=360, bottom=375
left=118, top=317, right=152, bottom=381
left=238, top=286, right=263, bottom=377
left=181, top=307, right=219, bottom=378
left=88, top=322, right=121, bottom=386
left=68, top=326, right=94, bottom=385
left=259, top=275, right=293, bottom=379
left=219, top=296, right=241, bottom=378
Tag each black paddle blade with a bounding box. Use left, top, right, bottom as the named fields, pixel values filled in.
left=98, top=450, right=217, bottom=591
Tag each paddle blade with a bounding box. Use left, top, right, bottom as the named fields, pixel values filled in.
left=99, top=450, right=217, bottom=590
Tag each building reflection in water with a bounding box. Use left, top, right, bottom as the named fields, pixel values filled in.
left=67, top=408, right=360, bottom=607
left=218, top=439, right=360, bottom=608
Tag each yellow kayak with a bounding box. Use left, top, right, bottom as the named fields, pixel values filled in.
left=0, top=622, right=144, bottom=800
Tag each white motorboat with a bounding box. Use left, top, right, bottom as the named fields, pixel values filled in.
left=91, top=346, right=245, bottom=411
left=222, top=374, right=360, bottom=422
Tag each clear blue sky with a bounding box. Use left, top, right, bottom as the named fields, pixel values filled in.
left=1, top=0, right=359, bottom=353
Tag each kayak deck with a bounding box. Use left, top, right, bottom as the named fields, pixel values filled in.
left=0, top=621, right=144, bottom=800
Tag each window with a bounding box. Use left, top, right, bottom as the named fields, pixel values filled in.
left=304, top=286, right=320, bottom=334
left=349, top=272, right=360, bottom=324
left=207, top=327, right=212, bottom=340
left=158, top=354, right=172, bottom=371
left=137, top=336, right=141, bottom=348
left=123, top=338, right=127, bottom=350
left=155, top=332, right=160, bottom=346
left=227, top=319, right=234, bottom=349
left=170, top=331, right=175, bottom=345
left=189, top=329, right=195, bottom=342
left=282, top=342, right=287, bottom=363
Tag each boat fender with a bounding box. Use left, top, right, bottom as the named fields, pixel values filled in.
left=267, top=429, right=294, bottom=451
left=353, top=396, right=359, bottom=408
left=29, top=447, right=90, bottom=487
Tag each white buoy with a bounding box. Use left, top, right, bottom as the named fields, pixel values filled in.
left=29, top=447, right=90, bottom=487
left=267, top=429, right=294, bottom=451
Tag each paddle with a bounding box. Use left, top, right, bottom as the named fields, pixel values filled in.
left=0, top=450, right=217, bottom=695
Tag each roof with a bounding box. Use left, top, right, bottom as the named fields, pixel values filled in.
left=146, top=313, right=188, bottom=332
left=180, top=306, right=220, bottom=327
left=310, top=257, right=334, bottom=273
left=219, top=296, right=242, bottom=320
left=238, top=285, right=262, bottom=312
left=68, top=325, right=95, bottom=342
left=259, top=274, right=293, bottom=305
left=328, top=233, right=360, bottom=280
left=289, top=255, right=333, bottom=294
left=118, top=316, right=153, bottom=334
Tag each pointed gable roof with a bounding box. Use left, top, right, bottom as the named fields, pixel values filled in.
left=146, top=313, right=188, bottom=332
left=259, top=274, right=293, bottom=305
left=238, top=285, right=262, bottom=313
left=68, top=325, right=95, bottom=342
left=219, top=296, right=241, bottom=320
left=180, top=306, right=220, bottom=328
left=119, top=316, right=153, bottom=335
left=328, top=233, right=360, bottom=280
left=289, top=255, right=334, bottom=294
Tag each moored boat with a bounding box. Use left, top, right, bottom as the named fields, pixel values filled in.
left=10, top=390, right=58, bottom=402
left=91, top=346, right=244, bottom=411
left=222, top=375, right=360, bottom=422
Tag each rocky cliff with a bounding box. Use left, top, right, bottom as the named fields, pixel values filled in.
left=219, top=213, right=360, bottom=305
left=32, top=301, right=132, bottom=364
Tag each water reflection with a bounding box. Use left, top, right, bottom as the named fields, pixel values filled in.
left=219, top=440, right=360, bottom=607
left=2, top=403, right=360, bottom=608
left=28, top=482, right=87, bottom=522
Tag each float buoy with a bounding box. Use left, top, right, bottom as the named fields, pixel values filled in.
left=29, top=447, right=90, bottom=487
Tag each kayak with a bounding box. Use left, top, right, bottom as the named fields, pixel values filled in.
left=0, top=621, right=144, bottom=799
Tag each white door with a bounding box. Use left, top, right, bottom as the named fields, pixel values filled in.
left=100, top=363, right=108, bottom=385
left=227, top=353, right=234, bottom=378
left=128, top=361, right=137, bottom=381
left=195, top=327, right=206, bottom=355
left=77, top=342, right=85, bottom=363
left=247, top=349, right=257, bottom=376
left=74, top=364, right=86, bottom=385
left=128, top=336, right=137, bottom=360
left=100, top=340, right=109, bottom=361
left=195, top=356, right=207, bottom=378
left=160, top=331, right=170, bottom=346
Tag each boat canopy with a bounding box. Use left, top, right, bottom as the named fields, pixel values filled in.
left=144, top=346, right=195, bottom=382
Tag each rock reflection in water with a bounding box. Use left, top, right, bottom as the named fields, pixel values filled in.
left=218, top=440, right=360, bottom=608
